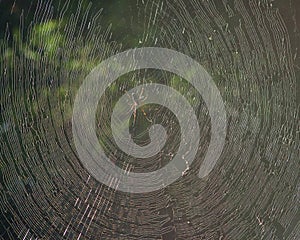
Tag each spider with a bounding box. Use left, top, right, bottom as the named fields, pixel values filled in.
left=125, top=87, right=152, bottom=126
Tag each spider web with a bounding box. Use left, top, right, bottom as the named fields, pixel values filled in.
left=0, top=0, right=299, bottom=239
